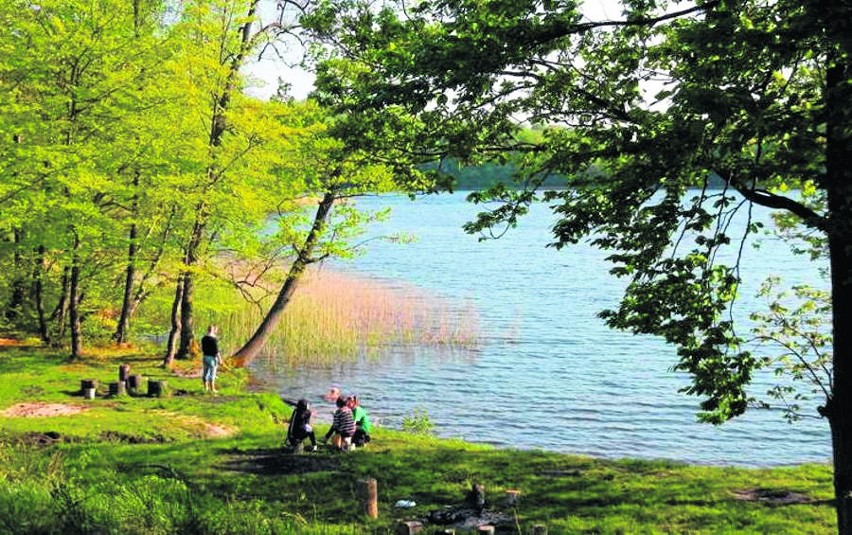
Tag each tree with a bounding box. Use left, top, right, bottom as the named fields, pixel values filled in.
left=230, top=101, right=402, bottom=364
left=303, top=0, right=852, bottom=530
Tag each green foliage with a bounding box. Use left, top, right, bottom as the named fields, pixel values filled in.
left=401, top=408, right=436, bottom=436
left=301, top=0, right=845, bottom=428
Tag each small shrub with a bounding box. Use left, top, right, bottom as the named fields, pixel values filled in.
left=401, top=408, right=435, bottom=436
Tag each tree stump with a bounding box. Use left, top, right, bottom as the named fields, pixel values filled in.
left=118, top=364, right=131, bottom=381
left=80, top=379, right=98, bottom=393
left=477, top=527, right=495, bottom=535
left=531, top=524, right=548, bottom=535
left=396, top=521, right=423, bottom=534
left=504, top=489, right=521, bottom=507
left=357, top=478, right=378, bottom=519
left=127, top=374, right=144, bottom=393
left=468, top=483, right=486, bottom=513
left=148, top=380, right=169, bottom=398
left=108, top=381, right=127, bottom=397
left=83, top=388, right=96, bottom=400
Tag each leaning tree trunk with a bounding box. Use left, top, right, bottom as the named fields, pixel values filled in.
left=231, top=191, right=336, bottom=366
left=825, top=51, right=852, bottom=534
left=162, top=276, right=185, bottom=369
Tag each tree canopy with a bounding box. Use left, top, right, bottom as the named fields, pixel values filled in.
left=301, top=0, right=852, bottom=530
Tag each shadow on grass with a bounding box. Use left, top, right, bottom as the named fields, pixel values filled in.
left=221, top=446, right=343, bottom=476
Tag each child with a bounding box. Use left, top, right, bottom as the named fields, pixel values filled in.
left=323, top=396, right=355, bottom=451
left=286, top=399, right=317, bottom=451
left=349, top=395, right=372, bottom=448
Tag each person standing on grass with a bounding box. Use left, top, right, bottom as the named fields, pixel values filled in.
left=200, top=325, right=222, bottom=393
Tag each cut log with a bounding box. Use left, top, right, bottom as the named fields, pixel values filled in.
left=358, top=478, right=378, bottom=518
left=83, top=388, right=96, bottom=400
left=532, top=525, right=548, bottom=535
left=396, top=521, right=423, bottom=535
left=477, top=527, right=495, bottom=535
left=108, top=381, right=127, bottom=397
left=80, top=379, right=98, bottom=392
left=147, top=380, right=169, bottom=397
left=127, top=374, right=144, bottom=392
left=118, top=364, right=131, bottom=381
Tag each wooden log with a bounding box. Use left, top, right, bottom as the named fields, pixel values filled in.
left=357, top=478, right=378, bottom=519
left=477, top=526, right=495, bottom=535
left=80, top=379, right=98, bottom=392
left=147, top=380, right=169, bottom=397
left=108, top=381, right=127, bottom=397
left=127, top=374, right=144, bottom=392
left=82, top=388, right=96, bottom=400
left=396, top=521, right=423, bottom=535
left=118, top=364, right=131, bottom=381
left=531, top=524, right=548, bottom=535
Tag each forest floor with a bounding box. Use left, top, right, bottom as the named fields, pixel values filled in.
left=0, top=343, right=838, bottom=534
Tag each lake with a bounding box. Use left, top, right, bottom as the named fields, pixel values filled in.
left=253, top=191, right=831, bottom=466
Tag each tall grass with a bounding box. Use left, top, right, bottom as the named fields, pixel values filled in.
left=215, top=269, right=480, bottom=365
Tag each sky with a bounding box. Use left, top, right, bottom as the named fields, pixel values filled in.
left=242, top=0, right=625, bottom=101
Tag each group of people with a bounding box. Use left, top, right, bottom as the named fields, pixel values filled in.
left=286, top=391, right=372, bottom=452
left=196, top=325, right=373, bottom=452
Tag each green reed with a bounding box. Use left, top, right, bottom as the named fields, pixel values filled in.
left=214, top=270, right=480, bottom=366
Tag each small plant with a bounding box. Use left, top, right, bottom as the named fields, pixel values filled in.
left=401, top=408, right=435, bottom=436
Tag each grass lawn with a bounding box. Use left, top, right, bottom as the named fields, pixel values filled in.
left=0, top=344, right=836, bottom=534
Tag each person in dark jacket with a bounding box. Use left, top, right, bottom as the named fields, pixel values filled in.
left=200, top=325, right=222, bottom=393
left=286, top=399, right=317, bottom=451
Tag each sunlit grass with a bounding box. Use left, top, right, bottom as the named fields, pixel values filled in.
left=218, top=269, right=480, bottom=365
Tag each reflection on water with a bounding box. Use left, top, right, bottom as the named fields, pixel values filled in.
left=252, top=193, right=831, bottom=467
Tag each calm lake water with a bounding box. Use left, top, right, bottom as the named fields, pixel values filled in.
left=254, top=192, right=831, bottom=466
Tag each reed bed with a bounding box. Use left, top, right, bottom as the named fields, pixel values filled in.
left=220, top=269, right=480, bottom=366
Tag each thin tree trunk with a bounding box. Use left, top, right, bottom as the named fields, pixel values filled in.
left=232, top=191, right=336, bottom=366
left=114, top=180, right=139, bottom=344
left=825, top=54, right=852, bottom=535
left=32, top=245, right=49, bottom=344
left=50, top=266, right=70, bottom=345
left=163, top=276, right=184, bottom=369
left=69, top=234, right=82, bottom=359
left=4, top=229, right=25, bottom=323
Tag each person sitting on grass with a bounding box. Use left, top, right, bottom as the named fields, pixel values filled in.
left=323, top=395, right=355, bottom=451
left=349, top=395, right=372, bottom=448
left=286, top=399, right=317, bottom=452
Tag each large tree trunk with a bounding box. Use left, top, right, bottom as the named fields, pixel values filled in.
left=162, top=276, right=184, bottom=368
left=177, top=215, right=205, bottom=359
left=825, top=50, right=852, bottom=534
left=232, top=191, right=336, bottom=366
left=174, top=2, right=259, bottom=359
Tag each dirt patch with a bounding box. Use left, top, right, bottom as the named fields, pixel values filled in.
left=733, top=488, right=813, bottom=505
left=2, top=402, right=89, bottom=418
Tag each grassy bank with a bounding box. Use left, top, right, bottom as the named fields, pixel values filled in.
left=0, top=344, right=836, bottom=534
